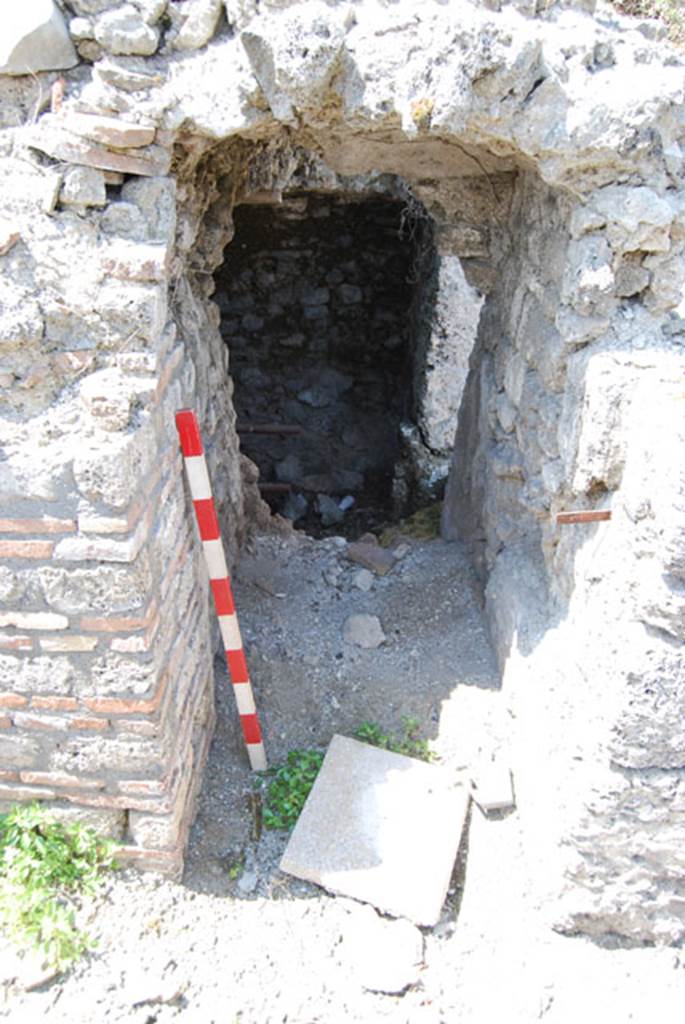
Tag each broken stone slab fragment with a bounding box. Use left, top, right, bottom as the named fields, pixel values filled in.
left=472, top=758, right=515, bottom=814
left=60, top=112, right=156, bottom=150
left=0, top=0, right=78, bottom=76
left=59, top=166, right=107, bottom=209
left=345, top=541, right=396, bottom=576
left=343, top=613, right=385, bottom=648
left=280, top=735, right=470, bottom=926
left=94, top=5, right=160, bottom=56
left=341, top=903, right=424, bottom=994
left=26, top=123, right=171, bottom=177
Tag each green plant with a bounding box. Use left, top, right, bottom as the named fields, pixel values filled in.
left=262, top=749, right=325, bottom=830
left=0, top=804, right=119, bottom=970
left=355, top=717, right=434, bottom=762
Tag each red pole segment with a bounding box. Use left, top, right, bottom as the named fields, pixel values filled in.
left=175, top=409, right=267, bottom=771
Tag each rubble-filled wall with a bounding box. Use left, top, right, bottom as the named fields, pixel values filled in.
left=0, top=0, right=683, bottom=940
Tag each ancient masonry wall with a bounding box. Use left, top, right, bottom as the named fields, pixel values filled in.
left=0, top=0, right=683, bottom=939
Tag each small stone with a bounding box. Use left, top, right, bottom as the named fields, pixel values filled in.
left=236, top=869, right=258, bottom=895
left=275, top=453, right=301, bottom=483
left=69, top=16, right=94, bottom=41
left=301, top=285, right=329, bottom=306
left=352, top=569, right=374, bottom=592
left=60, top=166, right=107, bottom=209
left=279, top=332, right=305, bottom=348
left=281, top=492, right=308, bottom=522
left=338, top=283, right=363, bottom=304
left=0, top=0, right=78, bottom=75
left=317, top=494, right=344, bottom=526
left=94, top=5, right=160, bottom=56
left=343, top=614, right=385, bottom=648
left=346, top=542, right=396, bottom=577
left=169, top=0, right=222, bottom=50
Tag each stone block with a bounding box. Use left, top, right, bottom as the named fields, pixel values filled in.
left=169, top=0, right=223, bottom=51
left=59, top=166, right=107, bottom=209
left=94, top=5, right=160, bottom=56
left=52, top=734, right=164, bottom=775
left=280, top=735, right=469, bottom=926
left=0, top=654, right=77, bottom=696
left=39, top=560, right=152, bottom=615
left=27, top=122, right=170, bottom=178
left=345, top=541, right=395, bottom=576
left=0, top=0, right=78, bottom=76
left=0, top=734, right=42, bottom=769
left=61, top=112, right=155, bottom=150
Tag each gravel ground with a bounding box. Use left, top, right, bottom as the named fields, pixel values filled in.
left=2, top=530, right=684, bottom=1022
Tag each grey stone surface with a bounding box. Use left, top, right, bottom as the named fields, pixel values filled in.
left=342, top=614, right=385, bottom=649
left=0, top=0, right=78, bottom=76
left=280, top=735, right=470, bottom=925
left=94, top=5, right=160, bottom=56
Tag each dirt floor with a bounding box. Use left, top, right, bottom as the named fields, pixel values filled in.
left=2, top=529, right=685, bottom=1022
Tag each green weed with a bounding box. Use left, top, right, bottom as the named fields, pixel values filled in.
left=262, top=749, right=325, bottom=831
left=0, top=804, right=118, bottom=970
left=354, top=717, right=434, bottom=762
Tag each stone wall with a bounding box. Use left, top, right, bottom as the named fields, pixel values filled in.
left=0, top=0, right=683, bottom=938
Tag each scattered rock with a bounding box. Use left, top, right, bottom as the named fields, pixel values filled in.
left=236, top=868, right=259, bottom=895
left=352, top=569, right=374, bottom=592
left=346, top=542, right=396, bottom=577
left=0, top=0, right=78, bottom=75
left=343, top=614, right=385, bottom=648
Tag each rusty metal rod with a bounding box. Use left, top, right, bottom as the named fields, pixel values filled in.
left=258, top=482, right=292, bottom=493
left=238, top=423, right=304, bottom=436
left=556, top=510, right=612, bottom=525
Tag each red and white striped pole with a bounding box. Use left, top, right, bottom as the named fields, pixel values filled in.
left=175, top=409, right=267, bottom=771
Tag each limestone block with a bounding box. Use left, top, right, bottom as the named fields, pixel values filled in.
left=416, top=255, right=484, bottom=453
left=591, top=186, right=674, bottom=254
left=121, top=176, right=177, bottom=243
left=94, top=5, right=160, bottom=56
left=561, top=235, right=615, bottom=318
left=240, top=2, right=350, bottom=122
left=0, top=654, right=78, bottom=696
left=80, top=368, right=133, bottom=431
left=72, top=423, right=158, bottom=508
left=168, top=0, right=223, bottom=51
left=0, top=0, right=78, bottom=76
left=61, top=112, right=156, bottom=150
left=59, top=166, right=107, bottom=209
left=38, top=561, right=152, bottom=615
left=85, top=653, right=159, bottom=698
left=0, top=734, right=42, bottom=770
left=52, top=735, right=164, bottom=775
left=100, top=201, right=148, bottom=240
left=27, top=121, right=171, bottom=177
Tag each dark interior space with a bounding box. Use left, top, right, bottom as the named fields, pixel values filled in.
left=214, top=192, right=431, bottom=536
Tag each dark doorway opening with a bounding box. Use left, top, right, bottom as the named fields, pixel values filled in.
left=214, top=191, right=432, bottom=537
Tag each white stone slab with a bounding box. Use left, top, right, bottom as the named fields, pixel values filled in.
left=280, top=734, right=469, bottom=926
left=472, top=758, right=515, bottom=813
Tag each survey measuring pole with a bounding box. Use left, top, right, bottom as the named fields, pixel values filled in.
left=175, top=409, right=267, bottom=771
